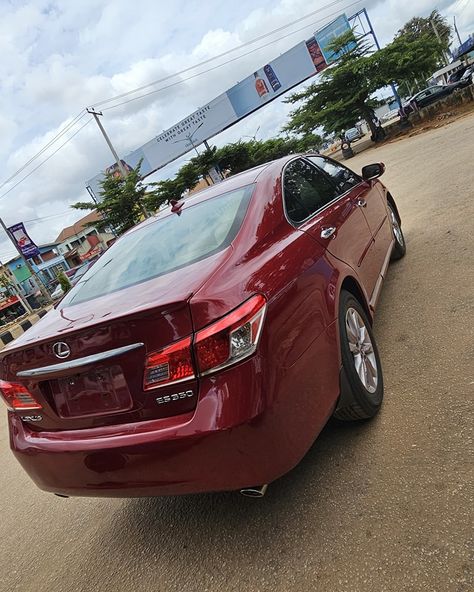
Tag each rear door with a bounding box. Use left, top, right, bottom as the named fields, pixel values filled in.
left=282, top=158, right=379, bottom=297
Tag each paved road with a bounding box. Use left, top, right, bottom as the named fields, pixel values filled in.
left=1, top=114, right=473, bottom=592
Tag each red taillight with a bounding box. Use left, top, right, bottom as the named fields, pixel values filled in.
left=195, top=294, right=266, bottom=375
left=0, top=380, right=42, bottom=411
left=144, top=336, right=195, bottom=390
left=143, top=295, right=266, bottom=390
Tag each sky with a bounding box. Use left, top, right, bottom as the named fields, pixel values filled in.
left=0, top=0, right=472, bottom=262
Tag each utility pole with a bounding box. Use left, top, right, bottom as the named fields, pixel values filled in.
left=87, top=108, right=128, bottom=179
left=0, top=218, right=51, bottom=305
left=453, top=16, right=462, bottom=47
left=87, top=108, right=149, bottom=218
left=431, top=18, right=449, bottom=65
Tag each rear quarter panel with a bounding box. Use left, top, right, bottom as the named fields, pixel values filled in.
left=190, top=170, right=342, bottom=472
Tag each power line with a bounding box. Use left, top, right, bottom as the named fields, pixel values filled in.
left=0, top=0, right=364, bottom=199
left=0, top=110, right=87, bottom=191
left=0, top=119, right=92, bottom=201
left=23, top=210, right=74, bottom=224
left=90, top=0, right=357, bottom=109
left=101, top=0, right=364, bottom=112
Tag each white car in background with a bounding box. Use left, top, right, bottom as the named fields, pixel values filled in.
left=381, top=110, right=399, bottom=122
left=344, top=127, right=364, bottom=142
left=51, top=284, right=64, bottom=300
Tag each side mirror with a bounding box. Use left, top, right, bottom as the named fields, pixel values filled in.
left=362, top=163, right=385, bottom=181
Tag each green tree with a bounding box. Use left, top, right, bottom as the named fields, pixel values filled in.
left=72, top=160, right=161, bottom=235
left=0, top=274, right=11, bottom=292
left=213, top=141, right=253, bottom=174
left=146, top=160, right=201, bottom=211
left=211, top=134, right=323, bottom=176
left=284, top=31, right=385, bottom=141
left=141, top=134, right=325, bottom=212
left=374, top=33, right=445, bottom=98
left=57, top=271, right=71, bottom=294
left=284, top=19, right=448, bottom=140
left=145, top=178, right=184, bottom=211
left=395, top=9, right=452, bottom=50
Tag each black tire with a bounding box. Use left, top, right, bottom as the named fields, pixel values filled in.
left=388, top=203, right=406, bottom=261
left=333, top=291, right=384, bottom=421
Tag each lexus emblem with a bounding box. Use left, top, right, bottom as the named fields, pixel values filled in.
left=53, top=342, right=71, bottom=359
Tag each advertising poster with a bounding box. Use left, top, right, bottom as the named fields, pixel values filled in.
left=86, top=94, right=236, bottom=198
left=86, top=23, right=347, bottom=198
left=314, top=14, right=355, bottom=65
left=305, top=38, right=328, bottom=73
left=7, top=222, right=40, bottom=259
left=225, top=42, right=316, bottom=119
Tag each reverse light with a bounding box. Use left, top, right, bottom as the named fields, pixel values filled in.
left=144, top=336, right=195, bottom=390
left=0, top=380, right=42, bottom=411
left=194, top=294, right=266, bottom=375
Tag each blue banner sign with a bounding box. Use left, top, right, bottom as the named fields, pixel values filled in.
left=7, top=222, right=40, bottom=259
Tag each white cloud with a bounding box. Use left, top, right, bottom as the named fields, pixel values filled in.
left=0, top=0, right=471, bottom=261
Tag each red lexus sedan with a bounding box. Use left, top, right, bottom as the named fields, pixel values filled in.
left=0, top=154, right=405, bottom=498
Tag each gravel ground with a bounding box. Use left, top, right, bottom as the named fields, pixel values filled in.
left=0, top=113, right=473, bottom=592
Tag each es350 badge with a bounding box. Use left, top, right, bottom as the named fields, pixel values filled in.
left=156, top=390, right=194, bottom=405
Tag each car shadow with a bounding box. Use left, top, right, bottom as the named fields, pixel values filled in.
left=72, top=416, right=379, bottom=583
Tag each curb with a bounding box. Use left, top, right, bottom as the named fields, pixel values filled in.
left=0, top=308, right=50, bottom=349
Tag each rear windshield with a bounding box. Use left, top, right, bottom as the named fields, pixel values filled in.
left=60, top=184, right=254, bottom=306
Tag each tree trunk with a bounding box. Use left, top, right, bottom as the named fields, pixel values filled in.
left=361, top=104, right=385, bottom=143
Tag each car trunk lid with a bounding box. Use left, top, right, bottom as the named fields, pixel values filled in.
left=0, top=250, right=230, bottom=430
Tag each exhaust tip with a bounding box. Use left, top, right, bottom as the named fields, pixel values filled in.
left=239, top=484, right=268, bottom=498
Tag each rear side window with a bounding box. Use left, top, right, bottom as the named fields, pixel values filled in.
left=308, top=156, right=361, bottom=195
left=283, top=159, right=337, bottom=224
left=61, top=185, right=254, bottom=306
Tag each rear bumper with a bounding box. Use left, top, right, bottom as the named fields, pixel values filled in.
left=11, top=414, right=276, bottom=497
left=9, top=356, right=313, bottom=497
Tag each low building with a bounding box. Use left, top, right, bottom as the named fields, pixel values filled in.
left=5, top=243, right=69, bottom=304
left=55, top=211, right=115, bottom=266
left=0, top=263, right=30, bottom=323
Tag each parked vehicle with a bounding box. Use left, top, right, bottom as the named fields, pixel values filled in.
left=70, top=261, right=95, bottom=286
left=399, top=85, right=457, bottom=117
left=381, top=109, right=399, bottom=122
left=447, top=66, right=467, bottom=83
left=454, top=65, right=474, bottom=89
left=344, top=127, right=364, bottom=142
left=0, top=155, right=406, bottom=498
left=50, top=284, right=64, bottom=300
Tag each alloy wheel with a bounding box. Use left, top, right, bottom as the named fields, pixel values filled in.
left=345, top=308, right=378, bottom=393
left=389, top=207, right=404, bottom=247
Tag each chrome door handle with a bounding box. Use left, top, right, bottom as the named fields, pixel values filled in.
left=357, top=198, right=367, bottom=207
left=320, top=227, right=337, bottom=239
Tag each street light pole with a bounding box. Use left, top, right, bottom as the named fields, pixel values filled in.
left=0, top=218, right=51, bottom=305
left=453, top=16, right=462, bottom=47
left=431, top=19, right=449, bottom=65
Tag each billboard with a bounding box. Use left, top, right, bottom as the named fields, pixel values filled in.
left=7, top=223, right=40, bottom=259
left=86, top=38, right=325, bottom=198
left=314, top=14, right=355, bottom=65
